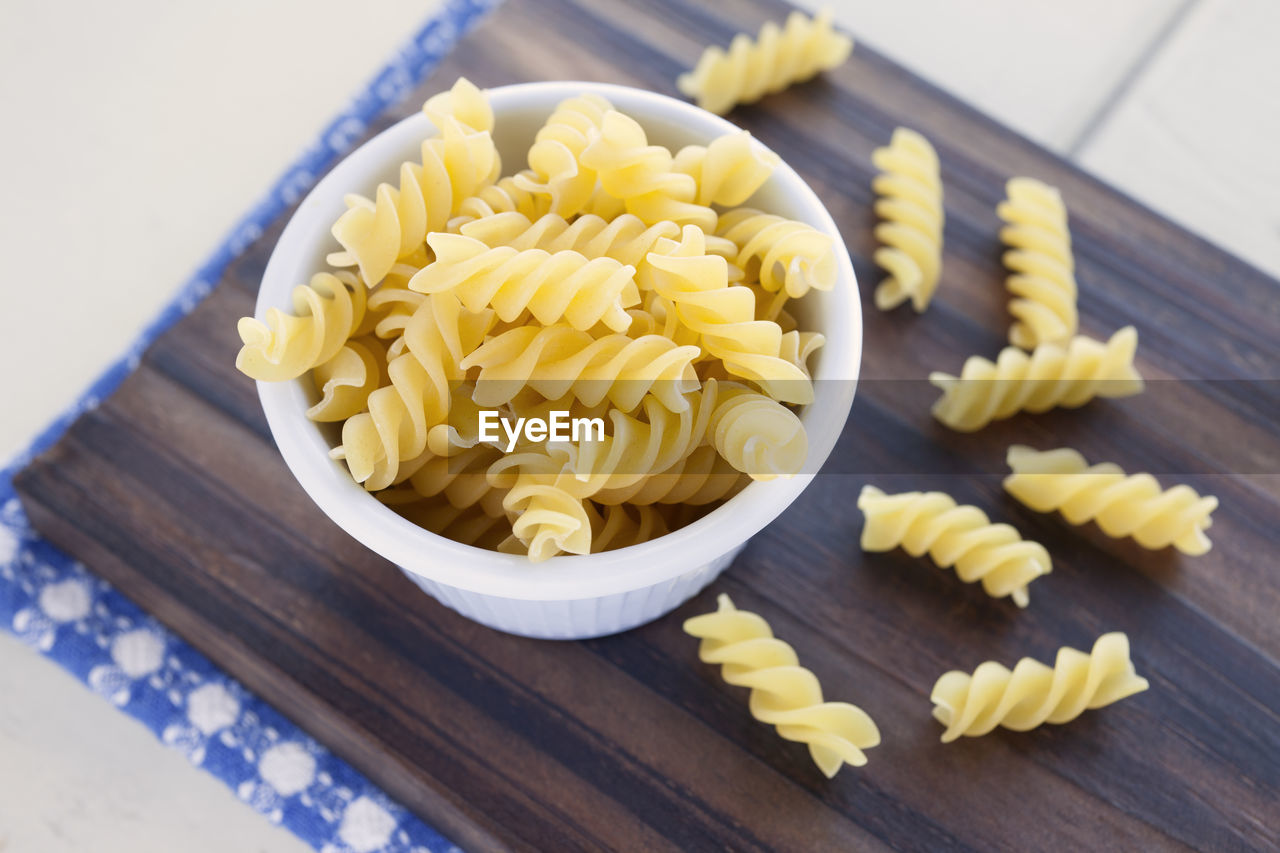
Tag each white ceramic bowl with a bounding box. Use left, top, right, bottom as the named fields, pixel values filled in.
left=256, top=81, right=861, bottom=640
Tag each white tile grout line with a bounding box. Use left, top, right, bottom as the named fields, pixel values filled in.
left=1066, top=0, right=1204, bottom=158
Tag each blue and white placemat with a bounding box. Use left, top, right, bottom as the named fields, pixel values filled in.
left=0, top=1, right=498, bottom=849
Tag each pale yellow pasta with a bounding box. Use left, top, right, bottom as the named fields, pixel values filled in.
left=1004, top=445, right=1218, bottom=555
left=391, top=497, right=512, bottom=551
left=779, top=330, right=825, bottom=380
left=448, top=170, right=551, bottom=228
left=931, top=632, right=1148, bottom=742
left=684, top=594, right=880, bottom=776
left=671, top=130, right=780, bottom=206
left=676, top=8, right=853, bottom=115
left=578, top=111, right=717, bottom=231
left=460, top=324, right=701, bottom=413
left=487, top=389, right=714, bottom=560
left=306, top=337, right=384, bottom=422
left=930, top=326, right=1144, bottom=432
left=489, top=450, right=591, bottom=561
left=715, top=208, right=837, bottom=299
left=403, top=444, right=508, bottom=517
left=593, top=445, right=745, bottom=506
left=856, top=485, right=1051, bottom=607
left=237, top=82, right=829, bottom=561
left=512, top=93, right=613, bottom=217
left=421, top=76, right=494, bottom=134
left=236, top=271, right=367, bottom=382
left=709, top=383, right=808, bottom=480
left=871, top=127, right=943, bottom=312
left=328, top=78, right=501, bottom=285
left=331, top=294, right=495, bottom=491
left=588, top=502, right=670, bottom=553
left=999, top=177, right=1078, bottom=349
left=645, top=226, right=812, bottom=403
left=459, top=211, right=681, bottom=271
left=411, top=232, right=639, bottom=332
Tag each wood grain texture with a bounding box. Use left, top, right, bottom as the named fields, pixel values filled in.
left=13, top=0, right=1279, bottom=850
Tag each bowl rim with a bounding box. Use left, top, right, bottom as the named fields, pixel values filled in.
left=256, top=80, right=861, bottom=602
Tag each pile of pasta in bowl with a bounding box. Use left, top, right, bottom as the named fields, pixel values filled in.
left=236, top=78, right=838, bottom=562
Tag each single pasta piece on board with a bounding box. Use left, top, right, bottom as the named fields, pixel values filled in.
left=1004, top=445, right=1218, bottom=555
left=930, top=326, right=1143, bottom=432
left=677, top=8, right=853, bottom=115
left=871, top=127, right=944, bottom=312
left=931, top=632, right=1148, bottom=741
left=999, top=177, right=1078, bottom=349
left=684, top=594, right=880, bottom=776
left=857, top=485, right=1050, bottom=607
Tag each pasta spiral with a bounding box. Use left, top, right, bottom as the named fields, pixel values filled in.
left=715, top=208, right=838, bottom=298
left=329, top=79, right=501, bottom=285
left=930, top=326, right=1144, bottom=432
left=579, top=111, right=717, bottom=231
left=645, top=226, right=812, bottom=403
left=684, top=594, right=880, bottom=777
left=236, top=271, right=367, bottom=382
left=421, top=75, right=493, bottom=134
left=676, top=8, right=853, bottom=115
left=488, top=389, right=714, bottom=560
left=306, top=337, right=383, bottom=422
left=459, top=211, right=681, bottom=271
left=1004, top=445, right=1218, bottom=555
left=332, top=294, right=495, bottom=491
left=998, top=177, right=1078, bottom=349
left=512, top=93, right=613, bottom=217
left=593, top=445, right=745, bottom=506
left=411, top=232, right=639, bottom=332
left=931, top=632, right=1149, bottom=742
left=857, top=485, right=1050, bottom=607
left=671, top=131, right=780, bottom=206
left=460, top=324, right=701, bottom=414
left=392, top=498, right=512, bottom=551
left=449, top=170, right=551, bottom=228
left=871, top=127, right=943, bottom=312
left=588, top=502, right=671, bottom=553
left=710, top=383, right=808, bottom=480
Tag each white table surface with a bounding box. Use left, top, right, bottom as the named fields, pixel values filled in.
left=0, top=0, right=1275, bottom=849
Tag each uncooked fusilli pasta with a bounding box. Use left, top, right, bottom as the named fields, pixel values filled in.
left=671, top=131, right=780, bottom=206
left=512, top=93, right=613, bottom=217
left=411, top=232, right=639, bottom=332
left=1004, top=445, right=1218, bottom=555
left=715, top=208, right=838, bottom=299
left=931, top=632, right=1148, bottom=741
left=645, top=226, right=813, bottom=403
left=871, top=127, right=944, bottom=312
left=676, top=8, right=853, bottom=115
left=328, top=78, right=501, bottom=285
left=236, top=271, right=368, bottom=382
left=684, top=594, right=880, bottom=776
left=999, top=178, right=1078, bottom=349
left=237, top=78, right=832, bottom=561
left=857, top=485, right=1051, bottom=607
left=930, top=326, right=1144, bottom=432
left=579, top=110, right=718, bottom=231
left=460, top=324, right=701, bottom=413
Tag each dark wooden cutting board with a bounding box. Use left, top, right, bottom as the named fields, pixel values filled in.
left=14, top=0, right=1278, bottom=849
